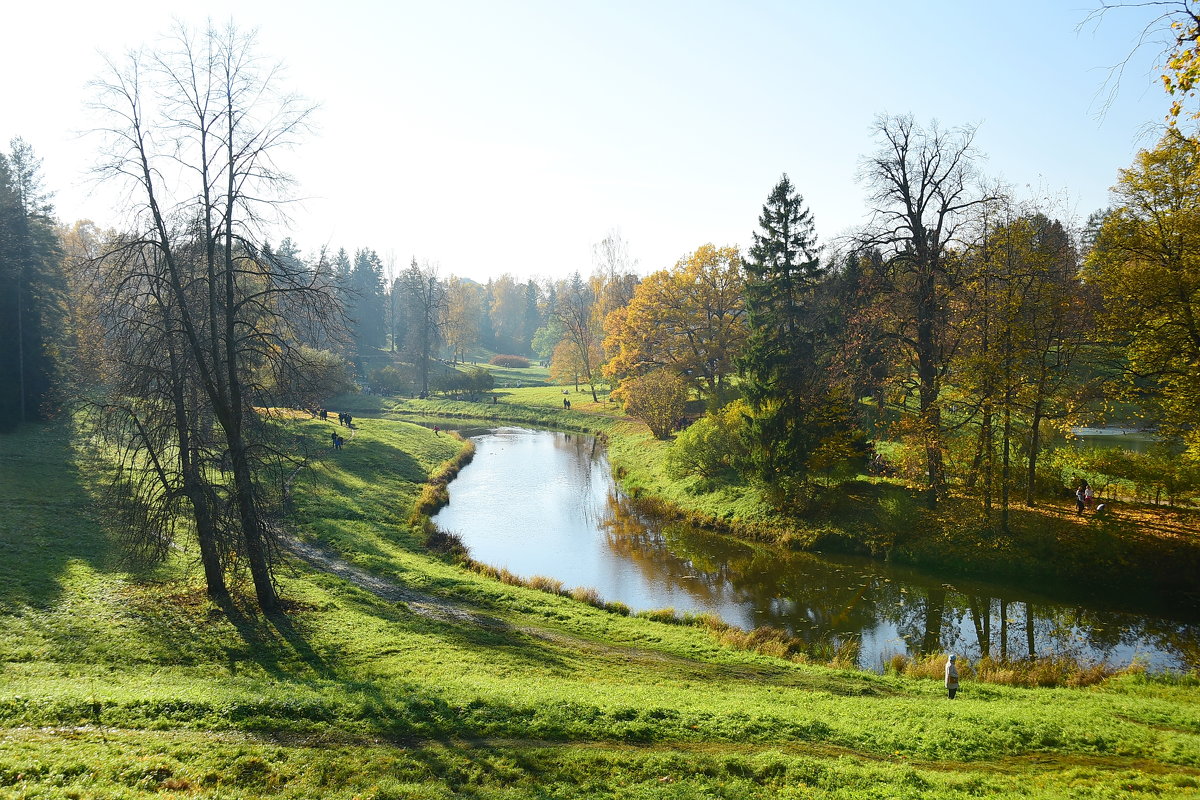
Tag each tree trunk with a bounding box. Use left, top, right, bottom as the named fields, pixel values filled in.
left=228, top=432, right=280, bottom=614
left=1000, top=599, right=1008, bottom=661
left=1025, top=602, right=1036, bottom=659
left=920, top=587, right=946, bottom=654
left=1001, top=395, right=1012, bottom=533
left=1024, top=401, right=1044, bottom=507
left=916, top=270, right=944, bottom=509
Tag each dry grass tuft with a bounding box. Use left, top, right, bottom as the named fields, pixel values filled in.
left=527, top=574, right=565, bottom=594
left=883, top=651, right=1130, bottom=688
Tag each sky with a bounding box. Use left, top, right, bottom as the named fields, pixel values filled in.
left=1, top=0, right=1180, bottom=283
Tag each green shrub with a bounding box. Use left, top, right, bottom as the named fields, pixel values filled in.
left=370, top=364, right=416, bottom=395
left=665, top=400, right=749, bottom=481
left=431, top=366, right=495, bottom=398
left=258, top=345, right=355, bottom=408
left=1052, top=442, right=1200, bottom=506
left=489, top=354, right=531, bottom=368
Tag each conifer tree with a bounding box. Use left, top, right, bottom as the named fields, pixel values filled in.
left=0, top=139, right=61, bottom=431
left=738, top=175, right=856, bottom=499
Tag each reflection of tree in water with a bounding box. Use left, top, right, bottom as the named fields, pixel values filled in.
left=601, top=493, right=747, bottom=610
left=552, top=432, right=609, bottom=529
left=601, top=493, right=1200, bottom=668
left=602, top=495, right=887, bottom=645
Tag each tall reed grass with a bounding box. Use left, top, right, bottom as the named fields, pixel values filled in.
left=882, top=651, right=1135, bottom=688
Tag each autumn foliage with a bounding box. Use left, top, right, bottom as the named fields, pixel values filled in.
left=614, top=369, right=688, bottom=439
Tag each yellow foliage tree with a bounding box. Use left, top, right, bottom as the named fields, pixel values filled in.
left=615, top=369, right=688, bottom=439
left=1160, top=2, right=1200, bottom=126
left=603, top=243, right=746, bottom=400
left=444, top=276, right=483, bottom=364
left=549, top=338, right=602, bottom=392
left=1085, top=132, right=1200, bottom=451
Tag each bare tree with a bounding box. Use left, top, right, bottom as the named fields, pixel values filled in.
left=89, top=22, right=331, bottom=613
left=859, top=114, right=996, bottom=507
left=398, top=258, right=446, bottom=396
left=555, top=272, right=603, bottom=402
left=1083, top=1, right=1200, bottom=129
left=591, top=229, right=640, bottom=324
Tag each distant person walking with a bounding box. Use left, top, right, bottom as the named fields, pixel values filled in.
left=945, top=654, right=959, bottom=699
left=1075, top=483, right=1087, bottom=515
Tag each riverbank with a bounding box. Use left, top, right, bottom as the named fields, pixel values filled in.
left=3, top=417, right=1200, bottom=797
left=381, top=389, right=1200, bottom=616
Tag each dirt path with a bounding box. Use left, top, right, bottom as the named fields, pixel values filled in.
left=281, top=533, right=490, bottom=626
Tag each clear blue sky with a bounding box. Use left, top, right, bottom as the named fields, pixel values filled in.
left=2, top=0, right=1176, bottom=282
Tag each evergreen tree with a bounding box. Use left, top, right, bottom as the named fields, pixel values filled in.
left=0, top=139, right=62, bottom=431
left=520, top=279, right=543, bottom=354
left=347, top=247, right=387, bottom=354
left=737, top=175, right=857, bottom=499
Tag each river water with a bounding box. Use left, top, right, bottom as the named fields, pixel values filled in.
left=432, top=427, right=1199, bottom=671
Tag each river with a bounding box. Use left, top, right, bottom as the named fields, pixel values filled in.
left=431, top=427, right=1199, bottom=671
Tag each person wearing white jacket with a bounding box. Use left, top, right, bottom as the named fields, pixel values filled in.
left=945, top=654, right=960, bottom=699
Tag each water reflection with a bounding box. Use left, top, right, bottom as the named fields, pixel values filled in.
left=433, top=427, right=1200, bottom=671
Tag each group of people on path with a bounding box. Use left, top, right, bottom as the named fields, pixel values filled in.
left=1074, top=478, right=1106, bottom=515
left=318, top=408, right=353, bottom=427
left=317, top=408, right=351, bottom=451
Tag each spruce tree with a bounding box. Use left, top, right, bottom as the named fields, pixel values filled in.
left=738, top=175, right=855, bottom=499
left=0, top=140, right=61, bottom=431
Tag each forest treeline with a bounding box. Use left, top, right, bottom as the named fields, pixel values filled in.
left=3, top=15, right=1199, bottom=611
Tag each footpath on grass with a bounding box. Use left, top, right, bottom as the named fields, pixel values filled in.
left=366, top=389, right=1200, bottom=616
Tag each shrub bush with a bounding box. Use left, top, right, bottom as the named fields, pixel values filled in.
left=489, top=354, right=530, bottom=369
left=616, top=369, right=688, bottom=439
left=431, top=366, right=495, bottom=398
left=528, top=575, right=565, bottom=594
left=665, top=400, right=749, bottom=481
left=369, top=364, right=414, bottom=396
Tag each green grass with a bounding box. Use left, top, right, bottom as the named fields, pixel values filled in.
left=3, top=415, right=1200, bottom=797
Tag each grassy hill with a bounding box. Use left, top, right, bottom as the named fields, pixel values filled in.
left=2, top=414, right=1200, bottom=798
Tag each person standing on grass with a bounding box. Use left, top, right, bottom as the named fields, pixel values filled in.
left=945, top=654, right=960, bottom=699
left=1075, top=483, right=1087, bottom=514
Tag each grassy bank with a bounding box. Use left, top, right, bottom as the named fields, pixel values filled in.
left=3, top=416, right=1200, bottom=798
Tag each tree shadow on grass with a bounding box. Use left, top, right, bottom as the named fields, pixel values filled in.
left=209, top=598, right=340, bottom=681
left=0, top=422, right=126, bottom=610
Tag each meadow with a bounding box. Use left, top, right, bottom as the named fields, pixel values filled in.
left=2, top=406, right=1200, bottom=798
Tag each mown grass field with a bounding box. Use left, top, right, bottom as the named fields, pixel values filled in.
left=2, top=411, right=1200, bottom=798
